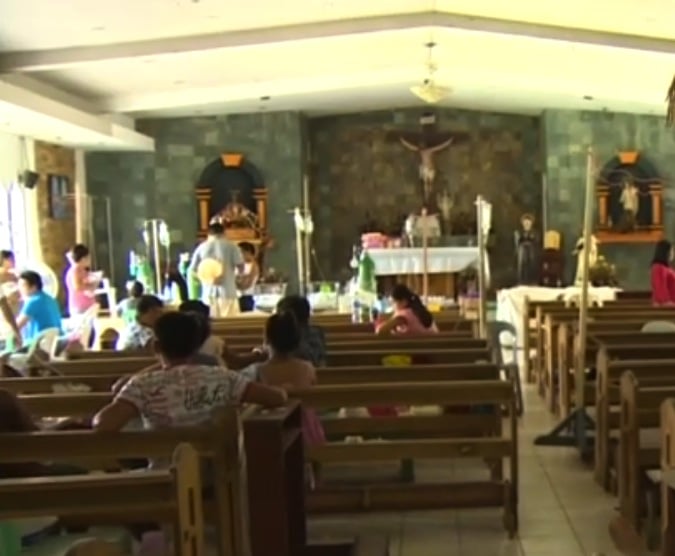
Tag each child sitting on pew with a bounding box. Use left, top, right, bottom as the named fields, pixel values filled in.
left=178, top=300, right=265, bottom=369
left=275, top=294, right=327, bottom=367
left=375, top=284, right=438, bottom=336
left=241, top=312, right=324, bottom=487
left=95, top=311, right=287, bottom=438
left=115, top=294, right=164, bottom=352
left=115, top=280, right=144, bottom=324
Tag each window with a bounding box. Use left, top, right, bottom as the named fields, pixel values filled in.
left=0, top=181, right=31, bottom=266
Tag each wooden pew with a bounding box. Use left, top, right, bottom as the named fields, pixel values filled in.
left=0, top=408, right=249, bottom=556
left=293, top=381, right=518, bottom=537
left=618, top=372, right=675, bottom=537
left=0, top=443, right=204, bottom=556
left=594, top=352, right=675, bottom=491
left=660, top=398, right=675, bottom=555
left=558, top=329, right=675, bottom=418
left=539, top=308, right=675, bottom=410
left=1, top=362, right=502, bottom=394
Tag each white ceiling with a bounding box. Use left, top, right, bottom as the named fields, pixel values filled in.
left=0, top=0, right=673, bottom=149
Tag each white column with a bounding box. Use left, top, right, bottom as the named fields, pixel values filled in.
left=74, top=149, right=87, bottom=244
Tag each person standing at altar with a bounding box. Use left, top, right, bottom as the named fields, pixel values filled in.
left=236, top=242, right=259, bottom=313
left=64, top=244, right=97, bottom=316
left=188, top=222, right=244, bottom=317
left=650, top=239, right=675, bottom=305
left=375, top=284, right=438, bottom=335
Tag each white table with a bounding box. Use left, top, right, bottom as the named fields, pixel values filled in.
left=496, top=285, right=619, bottom=368
left=367, top=247, right=479, bottom=275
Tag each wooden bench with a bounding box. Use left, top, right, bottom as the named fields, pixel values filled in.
left=557, top=324, right=675, bottom=418
left=0, top=362, right=502, bottom=394
left=595, top=349, right=675, bottom=490
left=660, top=398, right=675, bottom=555
left=0, top=408, right=248, bottom=556
left=0, top=443, right=204, bottom=556
left=293, top=380, right=518, bottom=537
left=618, top=372, right=675, bottom=538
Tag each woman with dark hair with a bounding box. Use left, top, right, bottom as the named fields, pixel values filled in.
left=64, top=243, right=97, bottom=316
left=651, top=239, right=675, bottom=305
left=375, top=284, right=438, bottom=335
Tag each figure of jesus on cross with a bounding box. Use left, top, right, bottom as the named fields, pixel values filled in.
left=394, top=113, right=468, bottom=203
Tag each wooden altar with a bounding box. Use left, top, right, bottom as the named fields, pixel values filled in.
left=194, top=151, right=269, bottom=256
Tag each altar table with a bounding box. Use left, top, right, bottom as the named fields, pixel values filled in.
left=368, top=247, right=480, bottom=297
left=496, top=285, right=619, bottom=368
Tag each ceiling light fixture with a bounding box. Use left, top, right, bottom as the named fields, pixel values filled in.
left=410, top=41, right=451, bottom=104
left=260, top=96, right=271, bottom=101
left=583, top=95, right=594, bottom=101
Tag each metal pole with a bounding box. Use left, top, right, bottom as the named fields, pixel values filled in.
left=542, top=173, right=549, bottom=235
left=151, top=219, right=162, bottom=295
left=574, top=147, right=595, bottom=449
left=104, top=197, right=115, bottom=286
left=476, top=195, right=487, bottom=339
left=421, top=208, right=429, bottom=304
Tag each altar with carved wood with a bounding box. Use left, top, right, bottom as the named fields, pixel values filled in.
left=194, top=151, right=271, bottom=265
left=369, top=246, right=479, bottom=297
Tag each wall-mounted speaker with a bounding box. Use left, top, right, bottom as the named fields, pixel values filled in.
left=23, top=170, right=39, bottom=189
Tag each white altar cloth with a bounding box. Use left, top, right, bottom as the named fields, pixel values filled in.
left=368, top=247, right=480, bottom=276
left=496, top=285, right=619, bottom=367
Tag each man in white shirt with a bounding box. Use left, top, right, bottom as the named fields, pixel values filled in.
left=188, top=222, right=244, bottom=317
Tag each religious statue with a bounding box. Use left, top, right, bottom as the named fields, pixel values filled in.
left=404, top=208, right=441, bottom=247
left=210, top=190, right=259, bottom=230
left=514, top=213, right=539, bottom=285
left=436, top=189, right=454, bottom=233
left=572, top=234, right=599, bottom=286
left=618, top=178, right=639, bottom=232
left=400, top=136, right=453, bottom=200
left=391, top=113, right=469, bottom=203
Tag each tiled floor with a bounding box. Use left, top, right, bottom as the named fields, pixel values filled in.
left=308, top=386, right=624, bottom=555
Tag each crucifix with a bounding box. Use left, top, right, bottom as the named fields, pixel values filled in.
left=391, top=113, right=469, bottom=203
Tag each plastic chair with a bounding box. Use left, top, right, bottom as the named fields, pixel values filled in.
left=7, top=327, right=60, bottom=375
left=487, top=320, right=524, bottom=417
left=72, top=303, right=100, bottom=349
left=641, top=320, right=675, bottom=333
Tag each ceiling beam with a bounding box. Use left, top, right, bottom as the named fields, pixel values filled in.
left=1, top=11, right=674, bottom=73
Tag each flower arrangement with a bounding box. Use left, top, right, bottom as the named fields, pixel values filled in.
left=589, top=256, right=619, bottom=287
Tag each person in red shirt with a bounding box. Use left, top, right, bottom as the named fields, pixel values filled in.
left=650, top=239, right=675, bottom=305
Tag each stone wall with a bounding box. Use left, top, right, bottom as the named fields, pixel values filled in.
left=34, top=141, right=76, bottom=300
left=309, top=109, right=542, bottom=287
left=86, top=112, right=305, bottom=290
left=543, top=110, right=675, bottom=288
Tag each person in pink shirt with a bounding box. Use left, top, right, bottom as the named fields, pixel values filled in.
left=650, top=239, right=675, bottom=305
left=64, top=244, right=97, bottom=316
left=375, top=283, right=438, bottom=335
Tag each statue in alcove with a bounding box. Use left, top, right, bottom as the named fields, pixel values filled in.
left=514, top=213, right=539, bottom=285
left=617, top=178, right=639, bottom=232
left=210, top=190, right=260, bottom=231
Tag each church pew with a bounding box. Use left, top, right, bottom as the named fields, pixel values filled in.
left=1, top=362, right=502, bottom=394
left=325, top=347, right=490, bottom=366
left=50, top=357, right=155, bottom=376
left=558, top=329, right=675, bottom=418
left=0, top=443, right=204, bottom=556
left=521, top=297, right=660, bottom=387
left=595, top=353, right=675, bottom=490
left=540, top=310, right=675, bottom=413
left=212, top=317, right=475, bottom=337
left=618, top=373, right=675, bottom=536
left=294, top=381, right=518, bottom=537
left=660, top=398, right=675, bottom=555
left=0, top=408, right=249, bottom=556
left=228, top=336, right=486, bottom=353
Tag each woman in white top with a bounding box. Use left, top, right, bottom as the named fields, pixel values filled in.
left=236, top=242, right=259, bottom=313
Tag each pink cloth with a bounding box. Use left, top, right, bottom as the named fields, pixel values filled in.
left=301, top=408, right=325, bottom=446
left=392, top=307, right=438, bottom=335
left=651, top=263, right=675, bottom=305
left=65, top=265, right=95, bottom=315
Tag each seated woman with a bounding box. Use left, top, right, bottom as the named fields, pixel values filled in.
left=375, top=284, right=438, bottom=335
left=95, top=311, right=287, bottom=436
left=651, top=239, right=675, bottom=305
